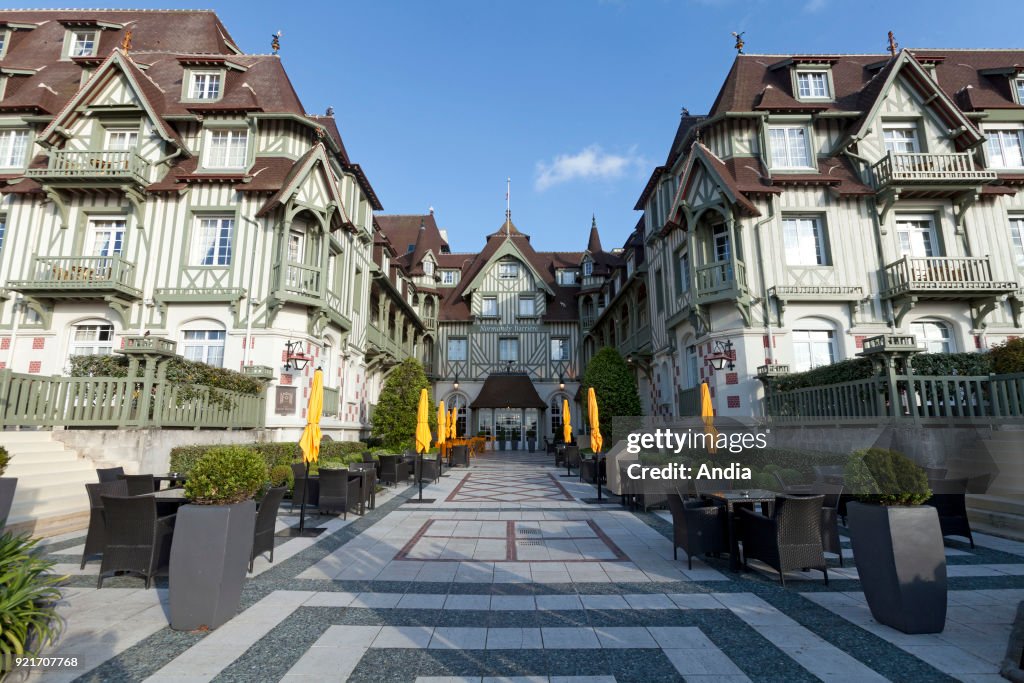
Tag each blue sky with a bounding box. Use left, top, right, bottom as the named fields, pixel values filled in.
left=24, top=0, right=1024, bottom=252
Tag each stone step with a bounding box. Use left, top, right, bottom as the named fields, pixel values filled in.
left=3, top=441, right=71, bottom=455
left=6, top=457, right=95, bottom=476
left=968, top=507, right=1024, bottom=535
left=0, top=429, right=59, bottom=444
left=7, top=483, right=89, bottom=528
left=970, top=520, right=1024, bottom=544
left=11, top=469, right=98, bottom=490
left=967, top=494, right=1024, bottom=516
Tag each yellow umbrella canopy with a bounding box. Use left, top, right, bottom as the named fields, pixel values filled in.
left=700, top=381, right=718, bottom=454
left=415, top=388, right=432, bottom=454
left=437, top=400, right=447, bottom=448
left=299, top=368, right=324, bottom=465
left=562, top=398, right=572, bottom=444
left=588, top=387, right=603, bottom=454
left=449, top=406, right=458, bottom=439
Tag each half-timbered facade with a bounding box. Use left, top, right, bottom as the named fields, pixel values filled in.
left=0, top=10, right=383, bottom=437
left=640, top=48, right=1024, bottom=418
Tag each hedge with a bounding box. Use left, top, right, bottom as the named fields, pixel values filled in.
left=170, top=441, right=368, bottom=476
left=770, top=358, right=874, bottom=392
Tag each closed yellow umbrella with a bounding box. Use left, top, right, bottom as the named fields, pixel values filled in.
left=562, top=398, right=572, bottom=444
left=588, top=387, right=603, bottom=454
left=415, top=388, right=432, bottom=454
left=299, top=368, right=324, bottom=465
left=450, top=406, right=458, bottom=439
left=437, top=399, right=447, bottom=449
left=700, top=381, right=718, bottom=454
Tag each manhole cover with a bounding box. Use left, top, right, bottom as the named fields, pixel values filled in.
left=516, top=527, right=541, bottom=535
left=517, top=540, right=543, bottom=546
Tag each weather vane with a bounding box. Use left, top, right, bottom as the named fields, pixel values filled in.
left=732, top=32, right=745, bottom=54
left=120, top=29, right=132, bottom=52
left=887, top=31, right=898, bottom=57
left=271, top=30, right=282, bottom=55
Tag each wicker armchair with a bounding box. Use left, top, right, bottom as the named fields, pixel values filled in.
left=563, top=445, right=581, bottom=472
left=251, top=487, right=286, bottom=572
left=318, top=469, right=360, bottom=518
left=817, top=484, right=845, bottom=567
left=926, top=477, right=974, bottom=548
left=291, top=463, right=320, bottom=510
left=361, top=451, right=375, bottom=463
left=123, top=474, right=156, bottom=496
left=351, top=462, right=377, bottom=511
left=379, top=455, right=410, bottom=486
left=97, top=494, right=175, bottom=589
left=694, top=478, right=734, bottom=495
left=97, top=466, right=125, bottom=483
left=774, top=471, right=812, bottom=494
left=415, top=453, right=441, bottom=483
left=666, top=493, right=726, bottom=569
left=450, top=445, right=470, bottom=468
left=81, top=480, right=128, bottom=568
left=741, top=494, right=828, bottom=586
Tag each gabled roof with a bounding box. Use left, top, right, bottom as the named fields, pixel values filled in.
left=677, top=143, right=761, bottom=218
left=460, top=236, right=555, bottom=297
left=255, top=144, right=344, bottom=221
left=376, top=214, right=450, bottom=274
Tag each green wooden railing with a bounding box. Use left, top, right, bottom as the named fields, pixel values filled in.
left=678, top=386, right=700, bottom=416
left=0, top=369, right=265, bottom=429
left=26, top=149, right=151, bottom=184
left=765, top=372, right=1024, bottom=423
left=9, top=255, right=140, bottom=296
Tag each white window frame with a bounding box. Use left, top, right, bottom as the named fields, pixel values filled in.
left=182, top=329, right=226, bottom=367
left=911, top=320, right=955, bottom=354
left=686, top=345, right=699, bottom=389
left=1015, top=77, right=1024, bottom=106
left=676, top=248, right=690, bottom=294
left=582, top=261, right=593, bottom=277
left=0, top=129, right=30, bottom=169
left=795, top=70, right=831, bottom=100
left=70, top=323, right=114, bottom=357
left=204, top=129, right=249, bottom=169
left=0, top=214, right=6, bottom=253
left=423, top=260, right=435, bottom=276
left=481, top=296, right=498, bottom=317
left=551, top=337, right=570, bottom=362
left=792, top=323, right=837, bottom=373
left=104, top=128, right=139, bottom=152
left=0, top=30, right=9, bottom=60
left=883, top=122, right=921, bottom=154
left=986, top=127, right=1024, bottom=169
left=556, top=269, right=577, bottom=286
left=767, top=125, right=813, bottom=169
left=67, top=29, right=98, bottom=58
left=440, top=269, right=458, bottom=285
left=191, top=216, right=234, bottom=266
left=782, top=215, right=829, bottom=266
left=895, top=214, right=940, bottom=258
left=447, top=337, right=467, bottom=362
left=498, top=261, right=519, bottom=279
left=189, top=71, right=223, bottom=100
left=498, top=337, right=519, bottom=362
left=1011, top=216, right=1024, bottom=269
left=517, top=296, right=536, bottom=317
left=87, top=218, right=126, bottom=257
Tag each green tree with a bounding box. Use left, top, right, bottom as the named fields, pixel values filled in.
left=372, top=358, right=436, bottom=451
left=581, top=347, right=643, bottom=447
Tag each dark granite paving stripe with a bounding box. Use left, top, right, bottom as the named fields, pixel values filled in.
left=72, top=628, right=205, bottom=683
left=42, top=537, right=88, bottom=556
left=758, top=591, right=958, bottom=683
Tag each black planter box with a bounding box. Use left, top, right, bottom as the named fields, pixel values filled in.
left=0, top=478, right=17, bottom=526
left=848, top=501, right=947, bottom=634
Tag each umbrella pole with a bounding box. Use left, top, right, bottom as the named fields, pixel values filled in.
left=596, top=456, right=602, bottom=502
left=418, top=452, right=424, bottom=502
left=299, top=460, right=310, bottom=534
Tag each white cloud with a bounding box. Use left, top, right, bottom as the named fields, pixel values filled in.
left=804, top=0, right=827, bottom=12
left=534, top=145, right=644, bottom=192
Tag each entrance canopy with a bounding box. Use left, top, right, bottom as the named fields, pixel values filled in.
left=470, top=373, right=546, bottom=409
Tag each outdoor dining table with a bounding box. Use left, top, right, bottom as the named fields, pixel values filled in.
left=700, top=489, right=778, bottom=571
left=138, top=487, right=189, bottom=516
left=347, top=468, right=374, bottom=514
left=153, top=474, right=187, bottom=490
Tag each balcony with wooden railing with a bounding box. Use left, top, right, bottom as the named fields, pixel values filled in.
left=695, top=259, right=747, bottom=304
left=881, top=256, right=1017, bottom=298
left=872, top=152, right=996, bottom=190
left=26, top=149, right=151, bottom=185
left=366, top=323, right=409, bottom=362
left=9, top=255, right=141, bottom=299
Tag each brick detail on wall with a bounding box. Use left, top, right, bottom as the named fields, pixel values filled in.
left=280, top=373, right=293, bottom=386
left=0, top=337, right=9, bottom=350
left=727, top=395, right=740, bottom=409
left=725, top=372, right=738, bottom=385
left=28, top=361, right=41, bottom=373
left=32, top=337, right=44, bottom=350
left=855, top=335, right=866, bottom=349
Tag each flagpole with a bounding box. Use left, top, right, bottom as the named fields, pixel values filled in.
left=505, top=176, right=511, bottom=235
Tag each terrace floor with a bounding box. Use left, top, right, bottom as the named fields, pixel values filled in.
left=32, top=452, right=1024, bottom=682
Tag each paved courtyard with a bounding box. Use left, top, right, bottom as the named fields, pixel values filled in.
left=32, top=452, right=1024, bottom=682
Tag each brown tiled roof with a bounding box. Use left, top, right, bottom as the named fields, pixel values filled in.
left=470, top=373, right=546, bottom=409
left=377, top=214, right=450, bottom=274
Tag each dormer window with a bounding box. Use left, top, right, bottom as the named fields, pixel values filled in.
left=795, top=70, right=832, bottom=100
left=0, top=129, right=29, bottom=169
left=556, top=269, right=578, bottom=286
left=204, top=129, right=248, bottom=169
left=68, top=30, right=98, bottom=57
left=423, top=260, right=435, bottom=276
left=0, top=30, right=9, bottom=59
left=105, top=128, right=139, bottom=151
left=407, top=244, right=415, bottom=253
left=768, top=125, right=813, bottom=169
left=440, top=269, right=459, bottom=285
left=1015, top=77, right=1024, bottom=106
left=498, top=261, right=518, bottom=279
left=582, top=261, right=593, bottom=277
left=189, top=71, right=222, bottom=100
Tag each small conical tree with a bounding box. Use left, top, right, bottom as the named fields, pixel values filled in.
left=372, top=358, right=436, bottom=451
left=581, top=347, right=642, bottom=447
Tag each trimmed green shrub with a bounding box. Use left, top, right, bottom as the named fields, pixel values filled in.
left=169, top=441, right=367, bottom=477
left=911, top=352, right=992, bottom=376
left=845, top=448, right=931, bottom=506
left=770, top=358, right=874, bottom=392
left=371, top=358, right=435, bottom=451
left=581, top=347, right=642, bottom=446
left=991, top=337, right=1024, bottom=375
left=269, top=464, right=294, bottom=491
left=0, top=532, right=65, bottom=661
left=0, top=446, right=9, bottom=477
left=184, top=446, right=269, bottom=505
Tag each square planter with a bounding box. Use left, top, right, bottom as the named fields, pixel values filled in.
left=0, top=478, right=17, bottom=525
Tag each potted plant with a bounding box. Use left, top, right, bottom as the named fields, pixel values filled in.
left=0, top=532, right=64, bottom=663
left=845, top=448, right=944, bottom=634
left=0, top=446, right=16, bottom=526
left=169, top=446, right=268, bottom=631
left=526, top=427, right=537, bottom=453
left=496, top=426, right=506, bottom=451
left=510, top=425, right=520, bottom=450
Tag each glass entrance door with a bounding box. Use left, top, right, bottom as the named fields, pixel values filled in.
left=495, top=409, right=522, bottom=450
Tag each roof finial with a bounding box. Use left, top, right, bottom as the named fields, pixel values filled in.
left=120, top=29, right=133, bottom=52
left=505, top=177, right=511, bottom=235
left=887, top=31, right=898, bottom=57
left=592, top=214, right=597, bottom=230
left=731, top=31, right=745, bottom=54
left=325, top=105, right=334, bottom=117
left=681, top=106, right=690, bottom=117
left=271, top=30, right=282, bottom=55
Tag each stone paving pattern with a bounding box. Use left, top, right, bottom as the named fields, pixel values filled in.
left=30, top=452, right=1024, bottom=682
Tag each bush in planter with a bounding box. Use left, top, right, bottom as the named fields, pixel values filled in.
left=845, top=448, right=931, bottom=506
left=0, top=445, right=9, bottom=476
left=0, top=532, right=65, bottom=661
left=184, top=446, right=269, bottom=505
left=269, top=464, right=294, bottom=492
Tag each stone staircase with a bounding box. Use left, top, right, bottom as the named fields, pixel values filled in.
left=968, top=494, right=1024, bottom=542
left=2, top=430, right=96, bottom=537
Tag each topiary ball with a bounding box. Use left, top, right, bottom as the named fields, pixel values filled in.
left=845, top=448, right=931, bottom=506
left=184, top=446, right=269, bottom=505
